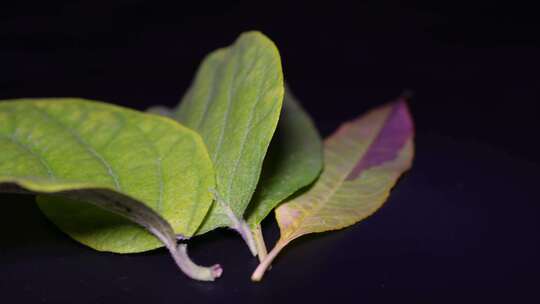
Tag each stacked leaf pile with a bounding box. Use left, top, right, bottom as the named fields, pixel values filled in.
left=0, top=31, right=414, bottom=282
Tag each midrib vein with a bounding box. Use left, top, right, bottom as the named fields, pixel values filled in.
left=129, top=121, right=164, bottom=213
left=30, top=105, right=122, bottom=191
left=211, top=51, right=240, bottom=164
left=1, top=135, right=55, bottom=178
left=224, top=49, right=273, bottom=211
left=282, top=110, right=391, bottom=240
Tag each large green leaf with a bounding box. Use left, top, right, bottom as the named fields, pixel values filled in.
left=252, top=99, right=414, bottom=281
left=0, top=99, right=221, bottom=281
left=174, top=31, right=284, bottom=248
left=151, top=87, right=324, bottom=259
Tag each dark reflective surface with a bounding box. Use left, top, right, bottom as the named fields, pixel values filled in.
left=1, top=1, right=539, bottom=303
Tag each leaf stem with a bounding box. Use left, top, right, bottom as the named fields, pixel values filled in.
left=234, top=219, right=258, bottom=256
left=148, top=226, right=222, bottom=281
left=169, top=244, right=223, bottom=281
left=251, top=239, right=288, bottom=281
left=211, top=189, right=257, bottom=256
left=252, top=224, right=268, bottom=262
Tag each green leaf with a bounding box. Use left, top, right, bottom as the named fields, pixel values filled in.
left=245, top=88, right=323, bottom=259
left=251, top=99, right=415, bottom=281
left=173, top=31, right=284, bottom=250
left=246, top=87, right=323, bottom=227
left=0, top=99, right=222, bottom=281
left=150, top=87, right=323, bottom=260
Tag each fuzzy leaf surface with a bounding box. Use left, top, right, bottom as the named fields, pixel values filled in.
left=174, top=31, right=284, bottom=234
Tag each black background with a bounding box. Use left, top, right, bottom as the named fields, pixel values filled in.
left=1, top=1, right=539, bottom=303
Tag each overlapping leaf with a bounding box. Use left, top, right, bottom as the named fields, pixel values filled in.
left=0, top=30, right=415, bottom=283
left=246, top=88, right=323, bottom=227
left=150, top=86, right=323, bottom=258
left=252, top=99, right=414, bottom=281
left=0, top=99, right=221, bottom=281
left=173, top=31, right=284, bottom=251
left=245, top=88, right=323, bottom=257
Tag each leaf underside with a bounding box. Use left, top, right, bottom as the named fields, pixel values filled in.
left=174, top=31, right=285, bottom=234
left=0, top=99, right=215, bottom=253
left=252, top=99, right=415, bottom=281
left=0, top=99, right=223, bottom=281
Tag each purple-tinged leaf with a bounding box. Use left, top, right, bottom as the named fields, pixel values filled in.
left=252, top=98, right=414, bottom=281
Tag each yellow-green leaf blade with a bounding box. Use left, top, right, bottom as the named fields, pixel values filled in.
left=252, top=99, right=414, bottom=281
left=174, top=31, right=284, bottom=234
left=0, top=99, right=222, bottom=281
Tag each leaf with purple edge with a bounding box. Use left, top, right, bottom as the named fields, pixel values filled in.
left=251, top=99, right=415, bottom=281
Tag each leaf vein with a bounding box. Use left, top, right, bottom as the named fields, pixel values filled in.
left=1, top=135, right=55, bottom=178
left=224, top=63, right=271, bottom=211
left=29, top=105, right=122, bottom=191
left=128, top=121, right=165, bottom=213
left=211, top=50, right=241, bottom=164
